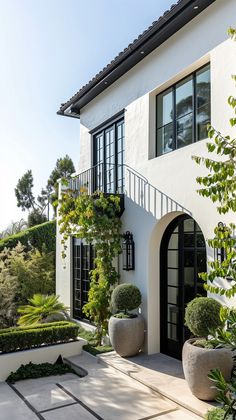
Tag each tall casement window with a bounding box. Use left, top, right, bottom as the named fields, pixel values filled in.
left=73, top=239, right=95, bottom=320
left=93, top=117, right=125, bottom=193
left=156, top=64, right=210, bottom=156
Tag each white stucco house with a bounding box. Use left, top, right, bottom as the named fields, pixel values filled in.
left=56, top=0, right=236, bottom=360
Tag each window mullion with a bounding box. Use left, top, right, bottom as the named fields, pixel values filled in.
left=193, top=73, right=197, bottom=143
left=173, top=87, right=177, bottom=151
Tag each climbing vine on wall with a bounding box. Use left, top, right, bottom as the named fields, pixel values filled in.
left=58, top=190, right=122, bottom=344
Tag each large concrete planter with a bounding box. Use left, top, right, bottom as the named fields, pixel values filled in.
left=182, top=339, right=233, bottom=401
left=108, top=315, right=144, bottom=357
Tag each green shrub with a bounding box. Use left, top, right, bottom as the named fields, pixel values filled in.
left=17, top=294, right=68, bottom=326
left=185, top=297, right=223, bottom=337
left=205, top=407, right=227, bottom=420
left=6, top=361, right=77, bottom=383
left=0, top=220, right=56, bottom=253
left=0, top=321, right=69, bottom=334
left=193, top=338, right=216, bottom=349
left=111, top=284, right=142, bottom=315
left=0, top=321, right=79, bottom=353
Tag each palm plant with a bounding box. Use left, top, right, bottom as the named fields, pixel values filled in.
left=17, top=294, right=69, bottom=326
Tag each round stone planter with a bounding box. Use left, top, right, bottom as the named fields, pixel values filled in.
left=108, top=315, right=144, bottom=357
left=182, top=338, right=233, bottom=401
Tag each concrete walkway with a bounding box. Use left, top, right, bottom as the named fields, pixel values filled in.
left=0, top=351, right=203, bottom=420
left=98, top=351, right=217, bottom=418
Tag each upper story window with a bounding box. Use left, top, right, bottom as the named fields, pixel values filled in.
left=93, top=116, right=125, bottom=194
left=156, top=64, right=210, bottom=156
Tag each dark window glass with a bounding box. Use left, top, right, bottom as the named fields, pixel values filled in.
left=196, top=65, right=210, bottom=141
left=73, top=240, right=95, bottom=320
left=93, top=119, right=124, bottom=193
left=156, top=89, right=174, bottom=155
left=156, top=64, right=210, bottom=156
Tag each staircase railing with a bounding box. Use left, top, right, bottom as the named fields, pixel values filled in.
left=67, top=163, right=191, bottom=218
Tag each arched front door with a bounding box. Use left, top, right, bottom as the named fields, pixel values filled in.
left=160, top=215, right=206, bottom=360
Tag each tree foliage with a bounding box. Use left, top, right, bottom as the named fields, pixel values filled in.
left=15, top=170, right=36, bottom=212
left=41, top=155, right=76, bottom=216
left=0, top=219, right=27, bottom=239
left=59, top=190, right=122, bottom=344
left=14, top=155, right=75, bottom=223
left=27, top=209, right=47, bottom=227
left=192, top=28, right=236, bottom=297
left=0, top=243, right=55, bottom=327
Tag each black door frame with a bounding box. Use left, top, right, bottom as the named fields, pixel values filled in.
left=160, top=215, right=207, bottom=360
left=72, top=238, right=95, bottom=321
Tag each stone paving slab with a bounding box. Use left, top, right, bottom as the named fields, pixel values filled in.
left=0, top=382, right=38, bottom=420
left=58, top=371, right=176, bottom=420
left=0, top=352, right=202, bottom=419
left=42, top=403, right=97, bottom=420
left=14, top=380, right=75, bottom=412
left=66, top=352, right=201, bottom=419
left=97, top=351, right=217, bottom=418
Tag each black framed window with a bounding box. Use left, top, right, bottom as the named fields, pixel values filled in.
left=73, top=239, right=95, bottom=320
left=156, top=64, right=210, bottom=156
left=93, top=117, right=125, bottom=193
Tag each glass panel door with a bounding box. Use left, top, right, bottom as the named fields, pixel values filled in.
left=105, top=126, right=115, bottom=193
left=160, top=215, right=206, bottom=360
left=73, top=239, right=95, bottom=320
left=93, top=118, right=124, bottom=193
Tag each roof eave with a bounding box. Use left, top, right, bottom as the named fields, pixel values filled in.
left=57, top=0, right=216, bottom=118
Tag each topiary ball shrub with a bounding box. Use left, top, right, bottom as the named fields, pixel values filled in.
left=111, top=284, right=141, bottom=315
left=185, top=297, right=223, bottom=337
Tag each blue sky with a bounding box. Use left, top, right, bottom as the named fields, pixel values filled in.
left=0, top=0, right=174, bottom=230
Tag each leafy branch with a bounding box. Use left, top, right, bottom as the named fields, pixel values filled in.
left=58, top=190, right=122, bottom=344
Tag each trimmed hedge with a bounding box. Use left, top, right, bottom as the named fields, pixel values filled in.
left=0, top=321, right=79, bottom=353
left=0, top=220, right=56, bottom=253
left=0, top=321, right=70, bottom=335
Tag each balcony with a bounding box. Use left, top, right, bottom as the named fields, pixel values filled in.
left=68, top=163, right=125, bottom=216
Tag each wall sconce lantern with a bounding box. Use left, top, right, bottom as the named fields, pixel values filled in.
left=122, top=231, right=135, bottom=271
left=214, top=222, right=227, bottom=263
left=214, top=222, right=236, bottom=263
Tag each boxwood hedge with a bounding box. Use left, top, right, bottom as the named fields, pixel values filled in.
left=0, top=220, right=56, bottom=253
left=0, top=321, right=79, bottom=353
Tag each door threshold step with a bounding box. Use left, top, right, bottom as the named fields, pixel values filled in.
left=97, top=351, right=218, bottom=419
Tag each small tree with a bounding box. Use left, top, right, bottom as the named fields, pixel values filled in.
left=192, top=28, right=236, bottom=297
left=42, top=155, right=76, bottom=216
left=59, top=191, right=122, bottom=344
left=15, top=170, right=47, bottom=223
left=28, top=209, right=47, bottom=227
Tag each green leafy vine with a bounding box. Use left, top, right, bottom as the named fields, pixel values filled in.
left=192, top=28, right=236, bottom=297
left=58, top=190, right=122, bottom=344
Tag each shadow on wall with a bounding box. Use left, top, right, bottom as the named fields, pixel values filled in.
left=125, top=166, right=191, bottom=219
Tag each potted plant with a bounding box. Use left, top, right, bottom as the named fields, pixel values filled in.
left=182, top=297, right=233, bottom=401
left=108, top=283, right=144, bottom=357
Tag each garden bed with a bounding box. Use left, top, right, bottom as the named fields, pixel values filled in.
left=0, top=338, right=86, bottom=381
left=0, top=321, right=87, bottom=381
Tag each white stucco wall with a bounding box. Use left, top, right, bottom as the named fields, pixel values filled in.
left=56, top=182, right=72, bottom=312
left=56, top=0, right=236, bottom=354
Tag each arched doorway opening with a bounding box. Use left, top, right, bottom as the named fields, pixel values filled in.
left=160, top=214, right=206, bottom=360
